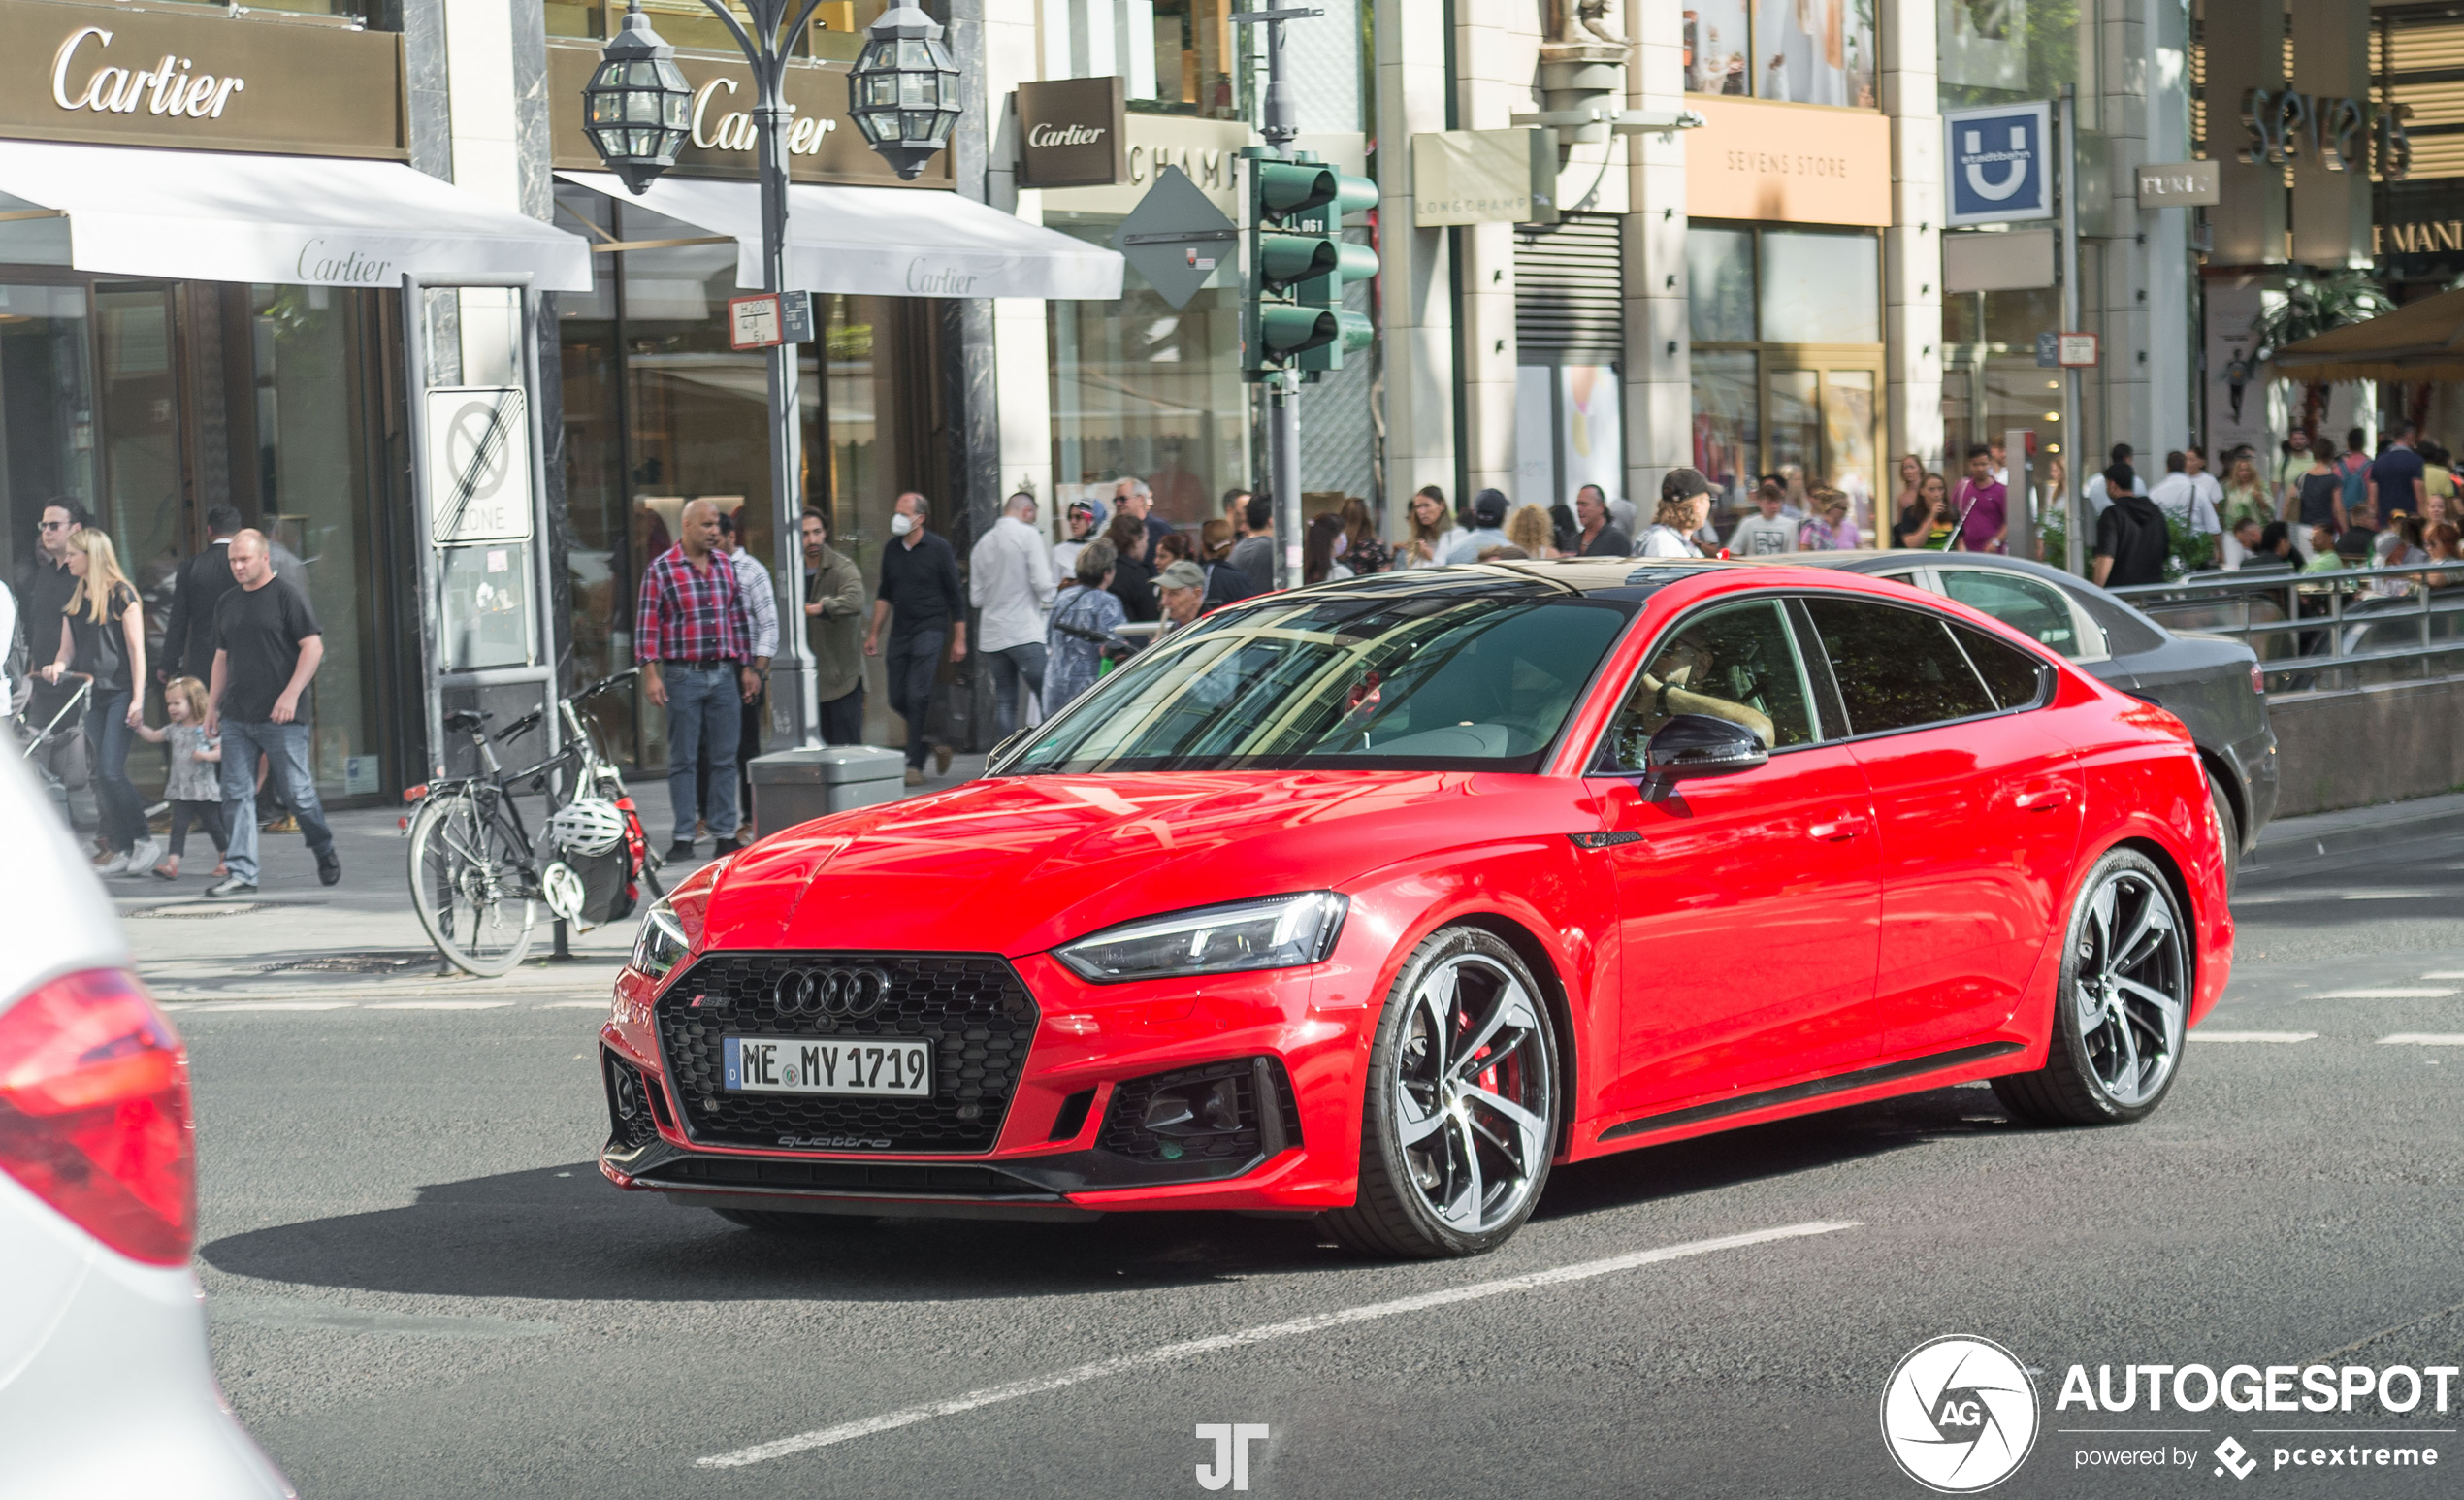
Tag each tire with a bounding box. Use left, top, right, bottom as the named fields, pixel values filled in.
left=713, top=1208, right=877, bottom=1233
left=1321, top=927, right=1561, bottom=1259
left=406, top=789, right=535, bottom=977
left=2207, top=770, right=2240, bottom=895
left=1993, top=847, right=2191, bottom=1127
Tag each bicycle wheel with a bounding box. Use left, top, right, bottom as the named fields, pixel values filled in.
left=407, top=789, right=536, bottom=976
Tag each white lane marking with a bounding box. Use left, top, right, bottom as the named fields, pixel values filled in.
left=162, top=1001, right=358, bottom=1012
left=695, top=1220, right=1859, bottom=1470
left=2317, top=988, right=2460, bottom=999
left=2379, top=1033, right=2464, bottom=1046
left=2191, top=1030, right=2317, bottom=1043
left=2422, top=972, right=2464, bottom=979
left=364, top=1000, right=516, bottom=1010
left=537, top=1000, right=611, bottom=1010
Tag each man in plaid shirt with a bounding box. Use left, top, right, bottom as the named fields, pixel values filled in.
left=636, top=499, right=763, bottom=859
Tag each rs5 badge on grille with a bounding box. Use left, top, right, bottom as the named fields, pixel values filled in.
left=722, top=1036, right=932, bottom=1097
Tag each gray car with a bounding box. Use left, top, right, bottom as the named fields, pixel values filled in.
left=1776, top=551, right=2277, bottom=882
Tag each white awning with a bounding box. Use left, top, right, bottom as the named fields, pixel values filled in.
left=0, top=141, right=593, bottom=292
left=558, top=171, right=1123, bottom=301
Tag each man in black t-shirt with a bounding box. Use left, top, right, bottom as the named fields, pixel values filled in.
left=202, top=530, right=337, bottom=897
left=2092, top=488, right=2172, bottom=588
left=863, top=492, right=967, bottom=785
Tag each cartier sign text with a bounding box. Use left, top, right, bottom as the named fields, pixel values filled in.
left=52, top=25, right=245, bottom=121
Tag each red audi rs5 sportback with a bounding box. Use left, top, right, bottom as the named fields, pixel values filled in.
left=598, top=559, right=2231, bottom=1258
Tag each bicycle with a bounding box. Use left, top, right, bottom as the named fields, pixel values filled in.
left=404, top=668, right=665, bottom=976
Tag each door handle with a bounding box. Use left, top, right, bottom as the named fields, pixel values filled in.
left=2014, top=785, right=2074, bottom=811
left=1807, top=814, right=1868, bottom=841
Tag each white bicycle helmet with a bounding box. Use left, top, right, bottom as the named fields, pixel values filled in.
left=547, top=797, right=627, bottom=857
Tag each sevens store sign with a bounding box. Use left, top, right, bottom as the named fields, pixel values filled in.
left=425, top=387, right=533, bottom=545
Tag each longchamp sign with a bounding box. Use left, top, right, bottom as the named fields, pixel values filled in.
left=0, top=0, right=405, bottom=158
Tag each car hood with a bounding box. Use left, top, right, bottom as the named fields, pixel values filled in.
left=700, top=770, right=1571, bottom=958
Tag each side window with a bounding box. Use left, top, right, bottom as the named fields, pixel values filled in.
left=1935, top=569, right=2087, bottom=659
left=1600, top=600, right=1818, bottom=770
left=1801, top=597, right=1997, bottom=734
left=1948, top=620, right=2052, bottom=709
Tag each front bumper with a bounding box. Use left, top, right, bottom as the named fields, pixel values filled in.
left=597, top=948, right=1367, bottom=1217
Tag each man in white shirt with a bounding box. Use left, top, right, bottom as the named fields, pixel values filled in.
left=2185, top=446, right=2226, bottom=524
left=2082, top=442, right=2147, bottom=516
left=970, top=491, right=1060, bottom=739
left=1727, top=479, right=1799, bottom=556
left=2148, top=450, right=2222, bottom=542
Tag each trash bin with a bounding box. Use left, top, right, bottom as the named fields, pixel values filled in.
left=748, top=746, right=907, bottom=835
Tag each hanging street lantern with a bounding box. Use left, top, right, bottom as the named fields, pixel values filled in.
left=847, top=2, right=962, bottom=180
left=583, top=0, right=693, bottom=195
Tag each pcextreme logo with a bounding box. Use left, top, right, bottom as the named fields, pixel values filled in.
left=1882, top=1336, right=2042, bottom=1492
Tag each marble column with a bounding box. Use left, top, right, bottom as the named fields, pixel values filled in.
left=1622, top=0, right=1689, bottom=502
left=1376, top=0, right=1458, bottom=531
left=1880, top=0, right=1943, bottom=474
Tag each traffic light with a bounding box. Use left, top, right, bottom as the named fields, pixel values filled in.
left=1242, top=151, right=1378, bottom=380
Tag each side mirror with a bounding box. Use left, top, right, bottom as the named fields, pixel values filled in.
left=1640, top=713, right=1768, bottom=798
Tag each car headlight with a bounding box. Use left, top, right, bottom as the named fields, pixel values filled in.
left=628, top=899, right=693, bottom=980
left=1054, top=892, right=1348, bottom=984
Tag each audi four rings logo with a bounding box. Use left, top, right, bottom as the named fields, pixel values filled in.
left=773, top=965, right=892, bottom=1019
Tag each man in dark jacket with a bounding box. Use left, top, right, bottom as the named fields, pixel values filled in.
left=864, top=491, right=966, bottom=786
left=16, top=499, right=86, bottom=659
left=1572, top=484, right=1633, bottom=557
left=2092, top=471, right=2171, bottom=587
left=160, top=505, right=244, bottom=681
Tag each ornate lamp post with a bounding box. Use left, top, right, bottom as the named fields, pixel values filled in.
left=583, top=0, right=956, bottom=750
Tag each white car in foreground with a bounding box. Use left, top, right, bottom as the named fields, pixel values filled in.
left=0, top=750, right=290, bottom=1497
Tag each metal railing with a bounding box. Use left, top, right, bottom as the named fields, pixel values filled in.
left=2111, top=562, right=2464, bottom=699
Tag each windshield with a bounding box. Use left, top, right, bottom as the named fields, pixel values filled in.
left=1003, top=588, right=1635, bottom=774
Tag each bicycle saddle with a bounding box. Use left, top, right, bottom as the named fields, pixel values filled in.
left=444, top=709, right=493, bottom=734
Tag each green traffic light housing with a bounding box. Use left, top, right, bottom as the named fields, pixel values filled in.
left=1242, top=150, right=1379, bottom=380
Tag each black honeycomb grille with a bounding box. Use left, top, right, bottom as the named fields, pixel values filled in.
left=654, top=953, right=1038, bottom=1152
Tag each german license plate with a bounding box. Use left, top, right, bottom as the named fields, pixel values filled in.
left=722, top=1036, right=932, bottom=1097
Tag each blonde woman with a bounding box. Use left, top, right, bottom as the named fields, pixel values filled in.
left=1506, top=503, right=1557, bottom=559
left=41, top=528, right=153, bottom=873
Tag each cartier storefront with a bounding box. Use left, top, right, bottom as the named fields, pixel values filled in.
left=544, top=32, right=1114, bottom=755
left=0, top=0, right=585, bottom=806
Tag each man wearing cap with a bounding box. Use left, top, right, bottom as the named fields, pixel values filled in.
left=1443, top=489, right=1514, bottom=563
left=1639, top=470, right=1716, bottom=557
left=1154, top=559, right=1210, bottom=636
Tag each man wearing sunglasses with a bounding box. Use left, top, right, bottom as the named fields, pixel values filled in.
left=15, top=501, right=87, bottom=661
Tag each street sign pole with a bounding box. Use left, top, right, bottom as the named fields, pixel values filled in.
left=1232, top=5, right=1318, bottom=590
left=2059, top=83, right=2083, bottom=578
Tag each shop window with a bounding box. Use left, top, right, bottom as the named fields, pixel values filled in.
left=1687, top=225, right=1883, bottom=539
left=1043, top=0, right=1247, bottom=120
left=1686, top=228, right=1756, bottom=342
left=1758, top=229, right=1881, bottom=345
left=0, top=281, right=99, bottom=612
left=247, top=285, right=386, bottom=800
left=1687, top=0, right=1876, bottom=107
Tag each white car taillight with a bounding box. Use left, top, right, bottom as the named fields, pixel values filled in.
left=0, top=969, right=194, bottom=1265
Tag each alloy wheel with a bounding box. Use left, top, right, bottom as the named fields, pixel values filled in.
left=2073, top=867, right=2188, bottom=1108
left=1393, top=953, right=1553, bottom=1235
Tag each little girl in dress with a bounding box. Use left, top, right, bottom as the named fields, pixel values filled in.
left=134, top=676, right=226, bottom=880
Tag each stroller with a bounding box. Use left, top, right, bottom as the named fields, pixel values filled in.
left=14, top=669, right=93, bottom=821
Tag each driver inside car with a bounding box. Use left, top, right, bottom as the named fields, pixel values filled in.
left=1607, top=601, right=1824, bottom=765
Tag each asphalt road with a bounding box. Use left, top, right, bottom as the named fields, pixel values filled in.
left=180, top=813, right=2464, bottom=1500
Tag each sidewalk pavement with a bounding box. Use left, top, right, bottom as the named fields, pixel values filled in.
left=2247, top=788, right=2464, bottom=871
left=117, top=750, right=987, bottom=1006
